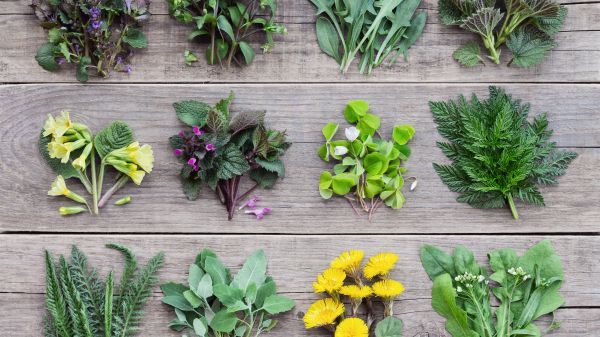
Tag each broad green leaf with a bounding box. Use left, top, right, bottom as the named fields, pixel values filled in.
left=245, top=283, right=258, bottom=304
left=231, top=250, right=267, bottom=293
left=39, top=132, right=80, bottom=180
left=193, top=318, right=207, bottom=336
left=94, top=121, right=134, bottom=158
left=76, top=56, right=91, bottom=83
left=162, top=295, right=194, bottom=311
left=431, top=274, right=478, bottom=337
left=316, top=17, right=341, bottom=62
left=375, top=316, right=404, bottom=337
left=320, top=188, right=333, bottom=199
left=261, top=295, right=295, bottom=314
left=255, top=158, right=285, bottom=177
left=511, top=323, right=541, bottom=337
left=188, top=264, right=204, bottom=290
left=255, top=280, right=276, bottom=308
left=180, top=175, right=201, bottom=201
left=35, top=42, right=59, bottom=71
left=396, top=11, right=428, bottom=57
left=183, top=289, right=202, bottom=308
left=216, top=145, right=251, bottom=180
left=249, top=168, right=279, bottom=189
left=322, top=122, right=339, bottom=141
left=123, top=27, right=148, bottom=48
left=383, top=189, right=405, bottom=209
left=217, top=15, right=236, bottom=41
left=59, top=42, right=70, bottom=62
left=318, top=143, right=330, bottom=161
left=420, top=245, right=456, bottom=280
left=452, top=245, right=480, bottom=275
left=331, top=173, right=358, bottom=195
left=364, top=152, right=388, bottom=175
left=344, top=100, right=369, bottom=123
left=533, top=6, right=567, bottom=35
left=238, top=41, right=255, bottom=65
left=213, top=283, right=244, bottom=307
left=204, top=256, right=229, bottom=285
left=506, top=28, right=554, bottom=68
left=452, top=42, right=482, bottom=67
left=319, top=171, right=333, bottom=189
left=226, top=300, right=249, bottom=312
left=173, top=100, right=211, bottom=127
left=195, top=274, right=213, bottom=299
left=209, top=310, right=238, bottom=332
left=160, top=282, right=188, bottom=297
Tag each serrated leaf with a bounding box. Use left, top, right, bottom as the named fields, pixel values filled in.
left=255, top=158, right=285, bottom=177
left=533, top=6, right=567, bottom=35
left=506, top=28, right=554, bottom=68
left=453, top=42, right=482, bottom=67
left=39, top=132, right=80, bottom=179
left=229, top=110, right=265, bottom=134
left=249, top=168, right=279, bottom=188
left=123, top=27, right=148, bottom=48
left=174, top=100, right=211, bottom=127
left=215, top=145, right=250, bottom=180
left=94, top=121, right=134, bottom=158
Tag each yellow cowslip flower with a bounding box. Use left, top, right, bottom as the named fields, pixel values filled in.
left=372, top=279, right=405, bottom=299
left=48, top=139, right=87, bottom=163
left=72, top=143, right=93, bottom=170
left=303, top=298, right=345, bottom=329
left=121, top=163, right=146, bottom=185
left=339, top=285, right=372, bottom=299
left=363, top=252, right=399, bottom=279
left=43, top=111, right=72, bottom=138
left=331, top=250, right=364, bottom=275
left=108, top=142, right=154, bottom=173
left=313, top=268, right=346, bottom=294
left=334, top=317, right=368, bottom=337
left=48, top=176, right=87, bottom=204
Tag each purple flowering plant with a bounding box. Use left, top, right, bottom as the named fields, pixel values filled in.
left=32, top=0, right=150, bottom=82
left=170, top=92, right=291, bottom=220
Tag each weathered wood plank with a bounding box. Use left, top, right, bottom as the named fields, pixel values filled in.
left=0, top=84, right=598, bottom=233
left=1, top=5, right=599, bottom=83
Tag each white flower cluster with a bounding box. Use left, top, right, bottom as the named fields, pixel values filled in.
left=507, top=267, right=531, bottom=280
left=454, top=272, right=487, bottom=292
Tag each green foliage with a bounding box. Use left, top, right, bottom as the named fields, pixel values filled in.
left=310, top=0, right=427, bottom=74
left=375, top=316, right=404, bottom=337
left=439, top=0, right=566, bottom=67
left=167, top=0, right=286, bottom=67
left=31, top=0, right=150, bottom=81
left=430, top=87, right=576, bottom=219
left=43, top=244, right=164, bottom=337
left=318, top=100, right=415, bottom=219
left=94, top=121, right=135, bottom=158
left=420, top=240, right=565, bottom=337
left=170, top=92, right=291, bottom=220
left=161, top=249, right=295, bottom=337
left=39, top=131, right=80, bottom=180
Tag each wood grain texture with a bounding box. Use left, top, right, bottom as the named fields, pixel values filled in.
left=1, top=84, right=598, bottom=233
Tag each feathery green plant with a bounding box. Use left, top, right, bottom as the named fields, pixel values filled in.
left=43, top=244, right=164, bottom=337
left=430, top=86, right=576, bottom=219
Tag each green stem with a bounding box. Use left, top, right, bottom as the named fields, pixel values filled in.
left=97, top=162, right=106, bottom=201
left=507, top=193, right=519, bottom=220
left=90, top=149, right=99, bottom=214
left=467, top=288, right=494, bottom=337
left=98, top=175, right=129, bottom=208
left=77, top=171, right=93, bottom=194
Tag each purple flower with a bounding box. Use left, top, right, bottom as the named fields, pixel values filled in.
left=205, top=143, right=215, bottom=151
left=239, top=195, right=259, bottom=210
left=187, top=157, right=196, bottom=166
left=245, top=207, right=271, bottom=220
left=57, top=57, right=66, bottom=65
left=192, top=126, right=203, bottom=136
left=124, top=65, right=132, bottom=74
left=173, top=149, right=183, bottom=156
left=90, top=7, right=100, bottom=18
left=179, top=130, right=186, bottom=137
left=116, top=56, right=123, bottom=65
left=91, top=20, right=102, bottom=30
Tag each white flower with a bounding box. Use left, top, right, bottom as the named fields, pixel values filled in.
left=456, top=286, right=463, bottom=293
left=334, top=146, right=348, bottom=156
left=478, top=275, right=485, bottom=283
left=345, top=127, right=360, bottom=141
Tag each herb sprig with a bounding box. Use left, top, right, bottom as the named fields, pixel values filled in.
left=170, top=92, right=291, bottom=220
left=32, top=0, right=150, bottom=82
left=310, top=0, right=427, bottom=74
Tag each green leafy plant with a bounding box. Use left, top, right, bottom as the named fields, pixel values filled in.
left=309, top=0, right=427, bottom=74
left=41, top=111, right=154, bottom=215
left=170, top=92, right=291, bottom=220
left=430, top=87, right=576, bottom=219
left=161, top=248, right=295, bottom=337
left=32, top=0, right=150, bottom=82
left=318, top=100, right=416, bottom=219
left=440, top=0, right=566, bottom=67
left=44, top=244, right=164, bottom=337
left=167, top=0, right=286, bottom=67
left=420, top=240, right=564, bottom=337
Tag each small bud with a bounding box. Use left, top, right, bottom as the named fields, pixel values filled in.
left=115, top=196, right=132, bottom=205
left=59, top=206, right=86, bottom=216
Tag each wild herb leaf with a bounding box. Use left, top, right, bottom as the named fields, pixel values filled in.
left=94, top=121, right=134, bottom=158
left=452, top=42, right=483, bottom=67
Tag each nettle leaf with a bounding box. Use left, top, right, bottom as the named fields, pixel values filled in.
left=375, top=316, right=404, bottom=337
left=39, top=132, right=80, bottom=179
left=215, top=145, right=250, bottom=180
left=533, top=6, right=567, bottom=35
left=123, top=27, right=148, bottom=48
left=94, top=121, right=134, bottom=158
left=452, top=42, right=483, bottom=67
left=255, top=158, right=285, bottom=177
left=180, top=175, right=202, bottom=200
left=249, top=168, right=279, bottom=188
left=506, top=28, right=554, bottom=68
left=174, top=100, right=211, bottom=127
left=35, top=42, right=59, bottom=71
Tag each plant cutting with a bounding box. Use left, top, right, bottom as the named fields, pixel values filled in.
left=309, top=0, right=427, bottom=74
left=420, top=240, right=564, bottom=337
left=167, top=0, right=286, bottom=67
left=44, top=244, right=164, bottom=336
left=41, top=111, right=154, bottom=215
left=170, top=92, right=291, bottom=220
left=161, top=248, right=295, bottom=337
left=430, top=87, right=576, bottom=219
left=32, top=0, right=150, bottom=82
left=304, top=250, right=406, bottom=336
left=318, top=100, right=416, bottom=219
left=439, top=0, right=566, bottom=67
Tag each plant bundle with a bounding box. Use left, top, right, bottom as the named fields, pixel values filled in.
left=44, top=244, right=164, bottom=337
left=32, top=0, right=150, bottom=82
left=440, top=0, right=566, bottom=67
left=420, top=240, right=564, bottom=337
left=304, top=250, right=406, bottom=337
left=161, top=249, right=295, bottom=337
left=309, top=0, right=427, bottom=74
left=431, top=87, right=576, bottom=219
left=40, top=111, right=154, bottom=215
left=170, top=92, right=291, bottom=220
left=318, top=100, right=415, bottom=219
left=167, top=0, right=286, bottom=67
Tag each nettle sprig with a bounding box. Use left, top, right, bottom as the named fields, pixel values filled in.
left=441, top=0, right=566, bottom=67
left=167, top=0, right=286, bottom=67
left=161, top=249, right=295, bottom=337
left=304, top=250, right=406, bottom=337
left=420, top=240, right=564, bottom=337
left=170, top=92, right=291, bottom=220
left=32, top=0, right=150, bottom=82
left=40, top=111, right=154, bottom=215
left=318, top=100, right=416, bottom=219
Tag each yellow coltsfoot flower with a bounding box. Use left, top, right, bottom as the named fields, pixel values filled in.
left=363, top=252, right=398, bottom=279
left=339, top=285, right=372, bottom=299
left=372, top=279, right=405, bottom=299
left=303, top=298, right=345, bottom=329
left=313, top=268, right=346, bottom=294
left=331, top=250, right=364, bottom=276
left=334, top=317, right=369, bottom=337
left=43, top=111, right=73, bottom=138
left=48, top=176, right=87, bottom=204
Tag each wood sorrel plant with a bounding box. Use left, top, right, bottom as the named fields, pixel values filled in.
left=169, top=92, right=291, bottom=220
left=167, top=0, right=286, bottom=67
left=304, top=250, right=405, bottom=336
left=420, top=240, right=564, bottom=337
left=40, top=111, right=154, bottom=215
left=32, top=0, right=150, bottom=82
left=161, top=249, right=295, bottom=337
left=318, top=100, right=415, bottom=219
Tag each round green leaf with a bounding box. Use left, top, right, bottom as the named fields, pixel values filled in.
left=331, top=173, right=358, bottom=195
left=322, top=122, right=339, bottom=141
left=319, top=171, right=333, bottom=189
left=393, top=124, right=416, bottom=145
left=344, top=100, right=369, bottom=123
left=209, top=310, right=238, bottom=332
left=364, top=153, right=388, bottom=175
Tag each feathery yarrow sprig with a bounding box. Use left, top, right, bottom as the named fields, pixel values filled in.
left=305, top=250, right=406, bottom=337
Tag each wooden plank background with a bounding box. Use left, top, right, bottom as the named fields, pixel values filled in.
left=0, top=0, right=599, bottom=336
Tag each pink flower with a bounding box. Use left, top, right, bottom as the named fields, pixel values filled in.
left=238, top=195, right=259, bottom=210
left=179, top=130, right=186, bottom=137
left=187, top=157, right=196, bottom=166
left=205, top=143, right=216, bottom=151
left=245, top=207, right=271, bottom=220
left=174, top=149, right=183, bottom=156
left=192, top=126, right=203, bottom=136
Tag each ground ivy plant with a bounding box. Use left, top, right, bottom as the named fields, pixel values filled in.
left=170, top=92, right=291, bottom=220
left=440, top=0, right=566, bottom=67
left=420, top=240, right=564, bottom=337
left=32, top=0, right=150, bottom=82
left=161, top=249, right=295, bottom=337
left=167, top=0, right=286, bottom=67
left=310, top=0, right=427, bottom=74
left=318, top=100, right=415, bottom=219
